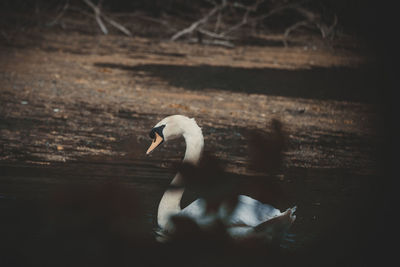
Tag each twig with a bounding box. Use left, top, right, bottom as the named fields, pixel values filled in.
left=102, top=16, right=131, bottom=36
left=47, top=0, right=70, bottom=27
left=214, top=9, right=222, bottom=33
left=324, top=14, right=337, bottom=39
left=220, top=9, right=250, bottom=36
left=287, top=6, right=337, bottom=40
left=214, top=0, right=227, bottom=33
left=220, top=0, right=266, bottom=37
left=188, top=38, right=234, bottom=48
left=82, top=0, right=108, bottom=34
left=82, top=0, right=132, bottom=36
left=197, top=28, right=234, bottom=40
left=283, top=20, right=309, bottom=47
left=170, top=0, right=336, bottom=46
left=122, top=13, right=177, bottom=31
left=171, top=0, right=266, bottom=42
left=253, top=4, right=297, bottom=23
left=95, top=13, right=108, bottom=34
left=171, top=2, right=227, bottom=41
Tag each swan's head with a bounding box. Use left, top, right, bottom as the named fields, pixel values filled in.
left=146, top=115, right=202, bottom=155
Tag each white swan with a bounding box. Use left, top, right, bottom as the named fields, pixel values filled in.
left=146, top=115, right=296, bottom=243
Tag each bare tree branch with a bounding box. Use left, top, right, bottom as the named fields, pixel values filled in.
left=282, top=6, right=338, bottom=44
left=283, top=20, right=309, bottom=47
left=324, top=14, right=338, bottom=39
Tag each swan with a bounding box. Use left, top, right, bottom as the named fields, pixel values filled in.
left=146, top=115, right=296, bottom=243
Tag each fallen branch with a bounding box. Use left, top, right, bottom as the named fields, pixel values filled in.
left=82, top=0, right=108, bottom=34
left=188, top=38, right=235, bottom=48
left=82, top=0, right=132, bottom=36
left=102, top=15, right=132, bottom=36
left=171, top=2, right=226, bottom=41
left=169, top=0, right=337, bottom=46
left=197, top=28, right=234, bottom=40
left=171, top=0, right=290, bottom=43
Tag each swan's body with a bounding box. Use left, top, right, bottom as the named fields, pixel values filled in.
left=147, top=115, right=296, bottom=242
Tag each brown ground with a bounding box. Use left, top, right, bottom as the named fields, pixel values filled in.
left=0, top=31, right=377, bottom=165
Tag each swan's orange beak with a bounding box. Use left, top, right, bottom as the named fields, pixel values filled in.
left=146, top=132, right=163, bottom=155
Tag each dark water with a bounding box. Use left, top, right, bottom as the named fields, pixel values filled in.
left=0, top=153, right=385, bottom=266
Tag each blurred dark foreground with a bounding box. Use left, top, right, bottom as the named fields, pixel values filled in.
left=1, top=179, right=289, bottom=267
left=0, top=174, right=391, bottom=267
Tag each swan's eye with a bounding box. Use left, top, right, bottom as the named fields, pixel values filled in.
left=149, top=125, right=166, bottom=140
left=149, top=129, right=156, bottom=139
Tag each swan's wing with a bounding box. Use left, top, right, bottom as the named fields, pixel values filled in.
left=252, top=206, right=297, bottom=243
left=179, top=198, right=207, bottom=219
left=178, top=199, right=220, bottom=228
left=220, top=195, right=282, bottom=227
left=226, top=206, right=297, bottom=242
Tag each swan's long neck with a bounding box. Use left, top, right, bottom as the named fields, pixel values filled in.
left=157, top=120, right=204, bottom=229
